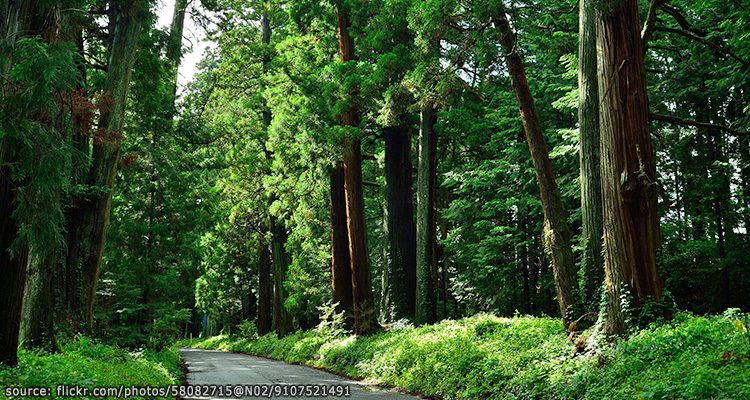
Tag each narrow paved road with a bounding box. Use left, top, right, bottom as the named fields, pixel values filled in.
left=179, top=348, right=421, bottom=400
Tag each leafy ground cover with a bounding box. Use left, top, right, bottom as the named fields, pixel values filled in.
left=0, top=337, right=182, bottom=399
left=180, top=311, right=750, bottom=399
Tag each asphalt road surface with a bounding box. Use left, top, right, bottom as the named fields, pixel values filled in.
left=179, top=348, right=421, bottom=400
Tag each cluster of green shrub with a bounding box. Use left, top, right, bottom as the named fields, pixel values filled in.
left=180, top=311, right=750, bottom=399
left=0, top=336, right=182, bottom=399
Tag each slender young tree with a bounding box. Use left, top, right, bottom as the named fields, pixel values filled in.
left=335, top=0, right=376, bottom=334
left=596, top=0, right=663, bottom=335
left=493, top=2, right=579, bottom=328
left=578, top=0, right=604, bottom=308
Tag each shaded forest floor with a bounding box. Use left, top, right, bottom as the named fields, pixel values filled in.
left=180, top=312, right=750, bottom=399
left=0, top=338, right=182, bottom=399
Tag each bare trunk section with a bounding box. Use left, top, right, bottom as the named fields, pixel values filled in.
left=257, top=236, right=272, bottom=335
left=78, top=0, right=142, bottom=328
left=578, top=0, right=604, bottom=309
left=331, top=165, right=354, bottom=326
left=271, top=218, right=293, bottom=336
left=0, top=140, right=28, bottom=366
left=493, top=5, right=579, bottom=328
left=20, top=248, right=56, bottom=351
left=596, top=0, right=663, bottom=335
left=335, top=1, right=375, bottom=334
left=382, top=125, right=416, bottom=322
left=415, top=105, right=437, bottom=325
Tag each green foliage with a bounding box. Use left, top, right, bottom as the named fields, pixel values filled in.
left=0, top=337, right=182, bottom=399
left=184, top=313, right=750, bottom=400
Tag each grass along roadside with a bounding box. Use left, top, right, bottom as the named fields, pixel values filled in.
left=0, top=336, right=182, bottom=399
left=179, top=311, right=750, bottom=400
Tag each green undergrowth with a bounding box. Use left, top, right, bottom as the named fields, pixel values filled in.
left=0, top=336, right=182, bottom=399
left=179, top=311, right=750, bottom=399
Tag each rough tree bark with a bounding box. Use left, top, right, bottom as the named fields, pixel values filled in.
left=415, top=105, right=437, bottom=325
left=493, top=4, right=579, bottom=328
left=596, top=0, right=663, bottom=335
left=578, top=0, right=604, bottom=308
left=330, top=165, right=354, bottom=326
left=382, top=125, right=416, bottom=322
left=257, top=236, right=272, bottom=335
left=271, top=218, right=293, bottom=336
left=77, top=0, right=143, bottom=328
left=335, top=0, right=376, bottom=334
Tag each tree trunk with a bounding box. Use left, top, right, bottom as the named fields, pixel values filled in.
left=415, top=105, right=437, bottom=325
left=493, top=5, right=579, bottom=328
left=382, top=125, right=416, bottom=322
left=271, top=218, right=292, bottom=336
left=578, top=0, right=604, bottom=309
left=330, top=165, right=354, bottom=326
left=257, top=237, right=272, bottom=335
left=20, top=249, right=56, bottom=351
left=0, top=139, right=28, bottom=366
left=596, top=0, right=663, bottom=335
left=335, top=1, right=376, bottom=334
left=77, top=0, right=142, bottom=328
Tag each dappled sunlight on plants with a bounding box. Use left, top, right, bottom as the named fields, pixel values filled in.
left=184, top=312, right=750, bottom=399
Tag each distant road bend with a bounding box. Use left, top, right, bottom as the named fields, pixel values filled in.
left=179, top=348, right=421, bottom=400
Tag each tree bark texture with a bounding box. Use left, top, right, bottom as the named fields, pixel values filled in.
left=382, top=125, right=416, bottom=322
left=77, top=0, right=142, bottom=328
left=596, top=0, right=663, bottom=335
left=330, top=165, right=354, bottom=326
left=578, top=0, right=605, bottom=309
left=415, top=105, right=437, bottom=325
left=257, top=237, right=273, bottom=335
left=335, top=0, right=376, bottom=334
left=271, top=218, right=293, bottom=336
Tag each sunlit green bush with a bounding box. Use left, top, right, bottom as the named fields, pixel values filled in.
left=0, top=337, right=182, bottom=399
left=184, top=312, right=750, bottom=399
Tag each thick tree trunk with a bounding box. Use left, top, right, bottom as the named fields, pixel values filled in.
left=342, top=137, right=376, bottom=334
left=271, top=218, right=293, bottom=336
left=20, top=249, right=56, bottom=351
left=578, top=0, right=604, bottom=309
left=335, top=1, right=376, bottom=334
left=257, top=237, right=272, bottom=335
left=330, top=165, right=354, bottom=325
left=415, top=105, right=437, bottom=325
left=77, top=0, right=142, bottom=328
left=596, top=0, right=663, bottom=335
left=493, top=6, right=579, bottom=328
left=0, top=140, right=28, bottom=366
left=382, top=125, right=416, bottom=322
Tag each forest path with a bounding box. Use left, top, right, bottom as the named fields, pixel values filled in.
left=179, top=348, right=422, bottom=400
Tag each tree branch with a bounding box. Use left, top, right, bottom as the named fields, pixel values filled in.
left=655, top=26, right=750, bottom=67
left=642, top=0, right=667, bottom=45
left=650, top=112, right=747, bottom=136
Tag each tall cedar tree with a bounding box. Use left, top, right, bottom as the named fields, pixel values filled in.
left=596, top=0, right=663, bottom=335
left=335, top=0, right=376, bottom=334
left=331, top=164, right=354, bottom=326
left=383, top=125, right=417, bottom=322
left=578, top=0, right=604, bottom=308
left=73, top=0, right=143, bottom=327
left=0, top=0, right=35, bottom=366
left=415, top=105, right=437, bottom=325
left=493, top=2, right=579, bottom=328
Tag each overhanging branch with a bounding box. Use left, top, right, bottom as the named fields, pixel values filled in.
left=650, top=112, right=747, bottom=136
